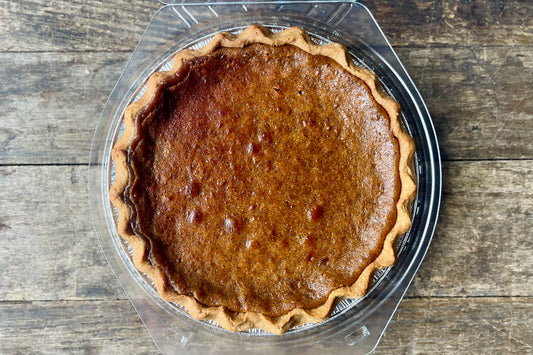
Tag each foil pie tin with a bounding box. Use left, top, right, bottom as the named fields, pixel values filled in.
left=89, top=1, right=441, bottom=354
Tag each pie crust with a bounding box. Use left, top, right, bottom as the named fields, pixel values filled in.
left=110, top=25, right=416, bottom=334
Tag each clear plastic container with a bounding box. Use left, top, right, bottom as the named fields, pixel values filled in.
left=89, top=1, right=441, bottom=354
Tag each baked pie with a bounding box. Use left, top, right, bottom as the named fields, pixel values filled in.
left=110, top=25, right=415, bottom=334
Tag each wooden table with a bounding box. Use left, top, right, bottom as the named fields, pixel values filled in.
left=1, top=1, right=532, bottom=353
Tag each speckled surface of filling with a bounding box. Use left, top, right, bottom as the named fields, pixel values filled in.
left=126, top=43, right=400, bottom=317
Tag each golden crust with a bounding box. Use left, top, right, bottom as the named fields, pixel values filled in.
left=110, top=25, right=416, bottom=334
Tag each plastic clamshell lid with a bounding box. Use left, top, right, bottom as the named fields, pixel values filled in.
left=89, top=1, right=441, bottom=354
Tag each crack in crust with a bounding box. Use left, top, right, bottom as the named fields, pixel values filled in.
left=110, top=25, right=416, bottom=334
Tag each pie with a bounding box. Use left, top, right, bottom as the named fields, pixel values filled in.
left=110, top=25, right=416, bottom=334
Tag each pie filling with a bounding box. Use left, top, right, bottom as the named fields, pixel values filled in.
left=111, top=25, right=415, bottom=332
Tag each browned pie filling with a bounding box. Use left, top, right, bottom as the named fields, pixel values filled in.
left=127, top=43, right=399, bottom=316
left=111, top=26, right=415, bottom=333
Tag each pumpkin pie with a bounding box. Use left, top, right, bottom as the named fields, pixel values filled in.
left=110, top=25, right=416, bottom=334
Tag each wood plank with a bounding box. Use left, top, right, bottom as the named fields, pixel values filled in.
left=408, top=160, right=533, bottom=297
left=1, top=45, right=532, bottom=164
left=0, top=297, right=531, bottom=354
left=375, top=297, right=533, bottom=355
left=1, top=0, right=531, bottom=52
left=0, top=0, right=158, bottom=52
left=0, top=300, right=155, bottom=354
left=396, top=45, right=533, bottom=160
left=0, top=52, right=128, bottom=164
left=363, top=0, right=533, bottom=47
left=0, top=165, right=125, bottom=301
left=1, top=161, right=531, bottom=301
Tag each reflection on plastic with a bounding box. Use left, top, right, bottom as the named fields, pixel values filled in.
left=345, top=326, right=370, bottom=346
left=164, top=328, right=189, bottom=349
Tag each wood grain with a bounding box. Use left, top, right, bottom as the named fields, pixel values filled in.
left=397, top=45, right=533, bottom=160
left=0, top=0, right=158, bottom=52
left=1, top=44, right=532, bottom=164
left=363, top=0, right=533, bottom=46
left=1, top=298, right=531, bottom=354
left=1, top=0, right=531, bottom=52
left=1, top=0, right=532, bottom=353
left=408, top=160, right=533, bottom=297
left=0, top=300, right=155, bottom=354
left=0, top=52, right=128, bottom=164
left=0, top=165, right=125, bottom=301
left=376, top=297, right=533, bottom=355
